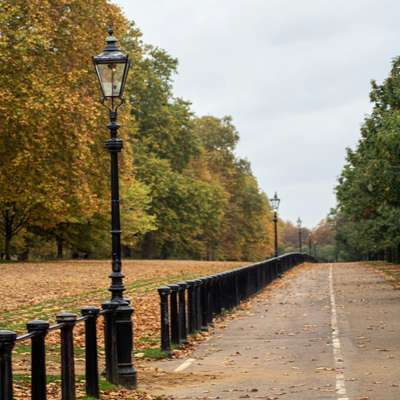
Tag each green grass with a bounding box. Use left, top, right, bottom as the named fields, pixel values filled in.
left=137, top=347, right=168, bottom=360
left=13, top=374, right=115, bottom=389
left=13, top=374, right=32, bottom=383
left=368, top=262, right=400, bottom=287
left=13, top=374, right=69, bottom=384
left=138, top=336, right=160, bottom=345
left=14, top=374, right=120, bottom=400
left=381, top=268, right=400, bottom=283
left=99, top=378, right=118, bottom=391
left=14, top=340, right=87, bottom=353
left=14, top=343, right=32, bottom=355
left=11, top=374, right=129, bottom=400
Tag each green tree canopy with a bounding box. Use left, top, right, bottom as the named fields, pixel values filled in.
left=335, top=56, right=400, bottom=260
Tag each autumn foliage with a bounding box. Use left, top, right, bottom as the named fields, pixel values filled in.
left=0, top=0, right=275, bottom=262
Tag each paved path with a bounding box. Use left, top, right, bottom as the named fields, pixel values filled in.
left=147, top=263, right=400, bottom=399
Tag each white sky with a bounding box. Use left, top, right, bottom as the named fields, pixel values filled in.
left=113, top=0, right=399, bottom=228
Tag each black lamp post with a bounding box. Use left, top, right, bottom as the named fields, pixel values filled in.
left=93, top=27, right=136, bottom=387
left=269, top=192, right=280, bottom=257
left=297, top=217, right=302, bottom=253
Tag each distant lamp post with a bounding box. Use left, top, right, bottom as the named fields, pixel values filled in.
left=308, top=234, right=312, bottom=255
left=93, top=27, right=136, bottom=387
left=297, top=217, right=303, bottom=253
left=270, top=192, right=280, bottom=257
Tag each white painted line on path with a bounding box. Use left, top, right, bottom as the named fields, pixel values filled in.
left=174, top=358, right=195, bottom=373
left=329, top=265, right=349, bottom=400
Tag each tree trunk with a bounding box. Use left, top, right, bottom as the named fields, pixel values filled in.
left=4, top=220, right=12, bottom=261
left=4, top=234, right=11, bottom=260
left=18, top=248, right=29, bottom=261
left=141, top=233, right=155, bottom=258
left=123, top=245, right=132, bottom=258
left=56, top=237, right=63, bottom=259
left=206, top=243, right=213, bottom=261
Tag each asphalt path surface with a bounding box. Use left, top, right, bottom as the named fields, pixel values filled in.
left=149, top=263, right=400, bottom=399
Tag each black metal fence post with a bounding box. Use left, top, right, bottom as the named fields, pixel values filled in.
left=252, top=267, right=257, bottom=294
left=200, top=278, right=208, bottom=331
left=56, top=312, right=77, bottom=400
left=210, top=276, right=218, bottom=318
left=158, top=286, right=171, bottom=354
left=256, top=265, right=261, bottom=292
left=81, top=307, right=100, bottom=399
left=186, top=281, right=196, bottom=335
left=206, top=277, right=214, bottom=325
left=177, top=282, right=188, bottom=343
left=225, top=273, right=232, bottom=309
left=102, top=301, right=118, bottom=384
left=225, top=273, right=231, bottom=308
left=233, top=271, right=240, bottom=306
left=245, top=269, right=250, bottom=297
left=27, top=320, right=49, bottom=400
left=114, top=302, right=136, bottom=387
left=279, top=257, right=284, bottom=277
left=229, top=272, right=235, bottom=307
left=229, top=272, right=236, bottom=308
left=273, top=258, right=278, bottom=279
left=246, top=269, right=252, bottom=297
left=214, top=275, right=222, bottom=315
left=0, top=330, right=17, bottom=400
left=260, top=263, right=266, bottom=288
left=194, top=280, right=202, bottom=331
left=219, top=273, right=226, bottom=311
left=169, top=284, right=180, bottom=345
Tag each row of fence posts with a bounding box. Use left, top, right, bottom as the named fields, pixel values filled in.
left=0, top=301, right=135, bottom=400
left=157, top=253, right=316, bottom=354
left=0, top=308, right=103, bottom=400
left=0, top=253, right=315, bottom=400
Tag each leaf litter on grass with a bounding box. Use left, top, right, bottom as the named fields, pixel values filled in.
left=1, top=259, right=246, bottom=399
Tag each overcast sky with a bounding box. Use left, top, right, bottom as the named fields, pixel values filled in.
left=113, top=0, right=399, bottom=228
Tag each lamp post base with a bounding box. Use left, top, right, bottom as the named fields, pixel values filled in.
left=115, top=302, right=137, bottom=388
left=102, top=300, right=137, bottom=388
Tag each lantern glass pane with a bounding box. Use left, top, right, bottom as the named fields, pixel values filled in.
left=96, top=62, right=126, bottom=98
left=270, top=195, right=280, bottom=211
